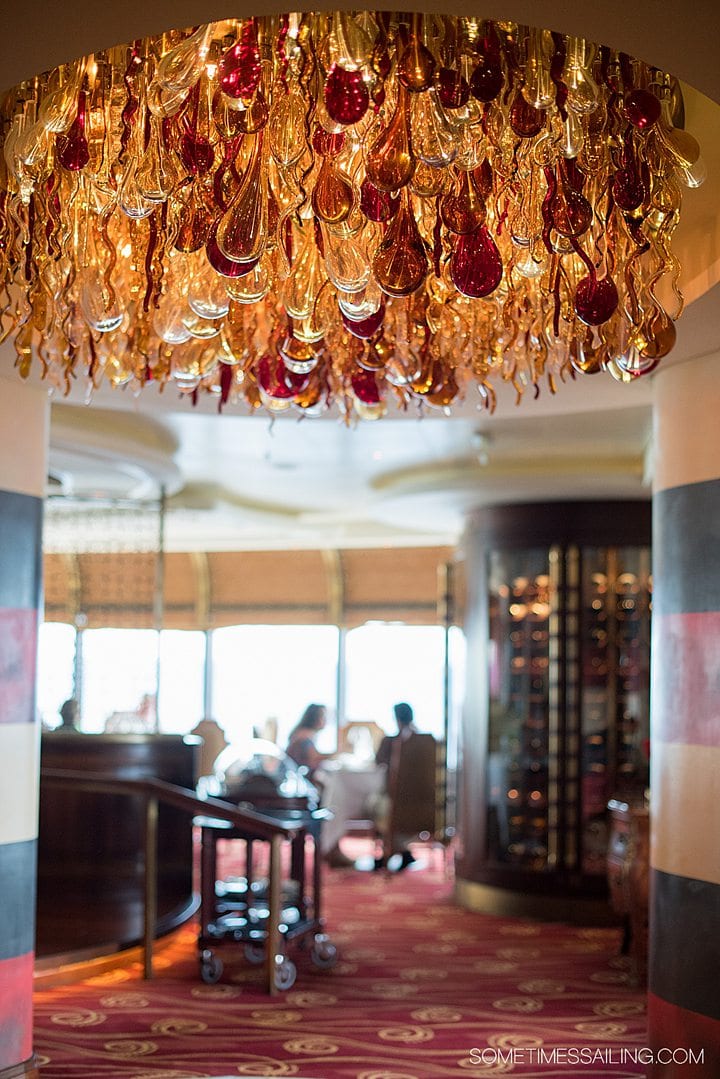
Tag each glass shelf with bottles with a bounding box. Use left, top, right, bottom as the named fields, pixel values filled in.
left=486, top=549, right=556, bottom=870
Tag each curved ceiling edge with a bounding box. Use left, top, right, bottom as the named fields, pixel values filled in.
left=49, top=402, right=183, bottom=498
left=2, top=2, right=719, bottom=104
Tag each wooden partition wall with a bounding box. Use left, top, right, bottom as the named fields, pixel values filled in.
left=43, top=545, right=454, bottom=628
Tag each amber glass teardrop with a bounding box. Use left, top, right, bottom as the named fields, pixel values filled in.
left=440, top=170, right=486, bottom=234
left=212, top=90, right=246, bottom=139
left=312, top=158, right=354, bottom=224
left=570, top=331, right=603, bottom=374
left=216, top=132, right=267, bottom=263
left=324, top=64, right=370, bottom=126
left=509, top=92, right=546, bottom=138
left=372, top=190, right=428, bottom=296
left=365, top=84, right=416, bottom=192
left=238, top=91, right=269, bottom=134
left=175, top=186, right=213, bottom=252
left=426, top=367, right=459, bottom=407
left=356, top=340, right=388, bottom=371
left=278, top=334, right=319, bottom=375
left=637, top=310, right=677, bottom=359
left=397, top=29, right=436, bottom=92
left=551, top=172, right=592, bottom=237
left=269, top=92, right=308, bottom=166
left=449, top=225, right=503, bottom=298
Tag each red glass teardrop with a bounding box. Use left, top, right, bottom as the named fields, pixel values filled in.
left=437, top=67, right=470, bottom=110
left=219, top=22, right=262, bottom=100
left=624, top=88, right=661, bottom=131
left=469, top=32, right=503, bottom=103
left=312, top=126, right=346, bottom=157
left=612, top=166, right=645, bottom=211
left=371, top=41, right=391, bottom=79
left=449, top=225, right=503, bottom=298
left=57, top=90, right=90, bottom=171
left=509, top=92, right=545, bottom=138
left=180, top=133, right=214, bottom=175
left=351, top=368, right=382, bottom=404
left=360, top=178, right=399, bottom=222
left=283, top=364, right=311, bottom=394
left=256, top=354, right=296, bottom=399
left=341, top=303, right=386, bottom=339
left=574, top=275, right=619, bottom=326
left=206, top=226, right=259, bottom=278
left=474, top=159, right=493, bottom=199
left=324, top=64, right=370, bottom=126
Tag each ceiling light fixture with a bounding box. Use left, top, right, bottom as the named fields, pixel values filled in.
left=0, top=13, right=703, bottom=419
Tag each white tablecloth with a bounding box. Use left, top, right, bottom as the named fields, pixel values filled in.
left=315, top=758, right=385, bottom=853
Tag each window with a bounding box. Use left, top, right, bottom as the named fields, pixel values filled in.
left=211, top=625, right=340, bottom=754
left=36, top=621, right=77, bottom=728
left=344, top=623, right=447, bottom=739
left=157, top=630, right=206, bottom=733
left=78, top=628, right=204, bottom=733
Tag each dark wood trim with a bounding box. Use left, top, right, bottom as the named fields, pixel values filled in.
left=465, top=500, right=651, bottom=549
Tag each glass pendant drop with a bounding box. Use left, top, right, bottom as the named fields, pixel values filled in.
left=215, top=132, right=267, bottom=264
left=449, top=225, right=503, bottom=298
left=365, top=84, right=416, bottom=192
left=372, top=189, right=428, bottom=296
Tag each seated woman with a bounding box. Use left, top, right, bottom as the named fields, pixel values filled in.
left=286, top=704, right=354, bottom=869
left=286, top=703, right=331, bottom=778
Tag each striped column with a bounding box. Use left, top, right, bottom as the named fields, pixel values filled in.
left=649, top=353, right=720, bottom=1078
left=0, top=375, right=47, bottom=1077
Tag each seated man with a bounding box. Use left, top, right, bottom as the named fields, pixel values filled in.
left=373, top=702, right=421, bottom=871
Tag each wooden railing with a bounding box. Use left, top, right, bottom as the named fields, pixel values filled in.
left=40, top=768, right=298, bottom=980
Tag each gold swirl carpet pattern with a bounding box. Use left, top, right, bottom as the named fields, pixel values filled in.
left=34, top=851, right=647, bottom=1077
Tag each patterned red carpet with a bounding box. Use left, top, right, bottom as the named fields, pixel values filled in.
left=33, top=848, right=647, bottom=1078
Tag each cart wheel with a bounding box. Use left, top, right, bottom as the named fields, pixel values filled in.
left=310, top=939, right=338, bottom=970
left=274, top=957, right=297, bottom=991
left=200, top=951, right=224, bottom=984
left=244, top=942, right=265, bottom=965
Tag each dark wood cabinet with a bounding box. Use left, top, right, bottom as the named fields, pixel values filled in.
left=37, top=732, right=200, bottom=961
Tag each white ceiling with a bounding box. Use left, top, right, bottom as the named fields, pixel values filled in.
left=43, top=356, right=657, bottom=551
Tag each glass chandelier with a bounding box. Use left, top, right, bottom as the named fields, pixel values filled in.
left=0, top=13, right=703, bottom=418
